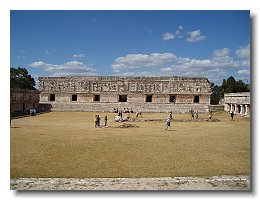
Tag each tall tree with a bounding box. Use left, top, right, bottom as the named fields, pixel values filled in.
left=225, top=76, right=237, bottom=93
left=236, top=79, right=250, bottom=92
left=10, top=67, right=36, bottom=90
left=210, top=82, right=222, bottom=105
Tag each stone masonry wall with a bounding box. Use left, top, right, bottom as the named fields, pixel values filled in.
left=39, top=76, right=211, bottom=112
left=11, top=88, right=40, bottom=113
left=49, top=102, right=209, bottom=113
left=224, top=92, right=250, bottom=105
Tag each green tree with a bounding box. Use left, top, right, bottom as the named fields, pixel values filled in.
left=10, top=67, right=36, bottom=90
left=236, top=79, right=250, bottom=92
left=225, top=76, right=237, bottom=93
left=210, top=76, right=250, bottom=105
left=210, top=82, right=222, bottom=105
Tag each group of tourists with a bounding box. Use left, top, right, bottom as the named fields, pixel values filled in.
left=189, top=109, right=199, bottom=120
left=93, top=108, right=236, bottom=130
left=94, top=115, right=108, bottom=128
left=113, top=107, right=134, bottom=114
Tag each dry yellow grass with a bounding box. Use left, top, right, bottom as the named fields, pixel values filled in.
left=10, top=111, right=250, bottom=178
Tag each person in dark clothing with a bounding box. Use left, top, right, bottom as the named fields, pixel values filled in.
left=94, top=115, right=98, bottom=128
left=104, top=116, right=108, bottom=127
left=231, top=111, right=234, bottom=121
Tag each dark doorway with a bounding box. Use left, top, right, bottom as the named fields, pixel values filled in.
left=170, top=95, right=176, bottom=103
left=194, top=95, right=200, bottom=103
left=146, top=95, right=152, bottom=102
left=94, top=95, right=100, bottom=102
left=119, top=95, right=127, bottom=102
left=72, top=94, right=77, bottom=101
left=50, top=94, right=55, bottom=101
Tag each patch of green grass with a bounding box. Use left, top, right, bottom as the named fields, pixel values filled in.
left=10, top=111, right=250, bottom=178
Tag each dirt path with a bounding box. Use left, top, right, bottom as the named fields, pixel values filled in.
left=10, top=175, right=250, bottom=190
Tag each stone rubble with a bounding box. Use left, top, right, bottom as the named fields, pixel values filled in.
left=10, top=175, right=250, bottom=191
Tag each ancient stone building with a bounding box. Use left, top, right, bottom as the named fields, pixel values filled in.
left=39, top=76, right=211, bottom=113
left=10, top=88, right=40, bottom=114
left=224, top=92, right=250, bottom=116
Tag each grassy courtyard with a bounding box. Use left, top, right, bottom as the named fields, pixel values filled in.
left=10, top=111, right=250, bottom=178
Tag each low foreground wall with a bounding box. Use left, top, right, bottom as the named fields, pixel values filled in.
left=10, top=176, right=250, bottom=190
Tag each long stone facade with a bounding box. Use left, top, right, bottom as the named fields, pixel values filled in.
left=39, top=76, right=211, bottom=113
left=224, top=92, right=250, bottom=116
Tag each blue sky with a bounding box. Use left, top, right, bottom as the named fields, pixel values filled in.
left=10, top=10, right=250, bottom=86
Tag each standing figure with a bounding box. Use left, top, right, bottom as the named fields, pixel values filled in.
left=196, top=111, right=198, bottom=119
left=190, top=109, right=194, bottom=120
left=230, top=111, right=234, bottom=121
left=33, top=108, right=36, bottom=116
left=169, top=112, right=172, bottom=120
left=166, top=118, right=171, bottom=131
left=98, top=115, right=101, bottom=127
left=94, top=115, right=98, bottom=128
left=208, top=112, right=212, bottom=121
left=104, top=115, right=108, bottom=127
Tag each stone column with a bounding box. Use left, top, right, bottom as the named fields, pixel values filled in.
left=234, top=104, right=238, bottom=114
left=230, top=104, right=233, bottom=112
left=225, top=104, right=229, bottom=112
left=245, top=105, right=248, bottom=116
left=240, top=105, right=244, bottom=115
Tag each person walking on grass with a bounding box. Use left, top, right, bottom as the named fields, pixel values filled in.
left=169, top=112, right=172, bottom=120
left=196, top=111, right=198, bottom=119
left=166, top=118, right=171, bottom=131
left=230, top=111, right=234, bottom=121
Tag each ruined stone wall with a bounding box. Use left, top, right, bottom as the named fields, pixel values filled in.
left=10, top=88, right=40, bottom=113
left=39, top=76, right=211, bottom=112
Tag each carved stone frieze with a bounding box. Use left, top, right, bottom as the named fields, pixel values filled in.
left=39, top=76, right=211, bottom=94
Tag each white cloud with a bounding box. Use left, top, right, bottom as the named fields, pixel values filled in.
left=72, top=53, right=86, bottom=59
left=212, top=48, right=230, bottom=57
left=29, top=60, right=97, bottom=77
left=236, top=44, right=250, bottom=59
left=111, top=46, right=250, bottom=84
left=186, top=30, right=206, bottom=42
left=112, top=53, right=177, bottom=72
left=160, top=67, right=174, bottom=72
left=175, top=30, right=181, bottom=35
left=238, top=69, right=250, bottom=76
left=161, top=32, right=175, bottom=41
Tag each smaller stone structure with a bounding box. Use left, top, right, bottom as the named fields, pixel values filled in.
left=224, top=92, right=250, bottom=116
left=10, top=88, right=40, bottom=114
